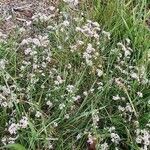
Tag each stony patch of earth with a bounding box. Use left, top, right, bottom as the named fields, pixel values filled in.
left=0, top=0, right=59, bottom=34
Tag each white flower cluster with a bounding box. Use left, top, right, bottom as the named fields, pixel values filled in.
left=112, top=94, right=121, bottom=101
left=137, top=91, right=143, bottom=98
left=135, top=128, right=150, bottom=150
left=102, top=31, right=111, bottom=40
left=0, top=85, right=18, bottom=108
left=21, top=35, right=49, bottom=47
left=35, top=111, right=42, bottom=118
left=110, top=133, right=121, bottom=144
left=8, top=116, right=28, bottom=135
left=118, top=103, right=133, bottom=113
left=117, top=41, right=133, bottom=58
left=66, top=85, right=75, bottom=93
left=70, top=40, right=84, bottom=52
left=92, top=110, right=99, bottom=128
left=87, top=134, right=96, bottom=146
left=83, top=43, right=99, bottom=66
left=62, top=20, right=70, bottom=27
left=46, top=100, right=53, bottom=107
left=1, top=135, right=18, bottom=145
left=54, top=76, right=64, bottom=85
left=19, top=116, right=29, bottom=128
left=97, top=82, right=104, bottom=90
left=59, top=103, right=65, bottom=110
left=8, top=123, right=18, bottom=135
left=83, top=43, right=95, bottom=66
left=118, top=103, right=134, bottom=121
left=100, top=142, right=109, bottom=150
left=72, top=95, right=81, bottom=101
left=0, top=59, right=7, bottom=69
left=76, top=133, right=82, bottom=140
left=109, top=126, right=121, bottom=145
left=76, top=20, right=100, bottom=41
left=96, top=69, right=103, bottom=77
left=130, top=71, right=139, bottom=80
left=111, top=39, right=149, bottom=93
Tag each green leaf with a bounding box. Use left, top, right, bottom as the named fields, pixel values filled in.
left=1, top=144, right=26, bottom=150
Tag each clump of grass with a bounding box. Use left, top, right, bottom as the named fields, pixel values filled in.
left=0, top=0, right=150, bottom=150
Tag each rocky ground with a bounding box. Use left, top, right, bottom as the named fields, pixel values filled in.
left=0, top=0, right=59, bottom=34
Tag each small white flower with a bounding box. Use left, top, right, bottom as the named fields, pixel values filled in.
left=96, top=69, right=103, bottom=77
left=86, top=43, right=95, bottom=54
left=92, top=114, right=99, bottom=127
left=59, top=103, right=65, bottom=110
left=109, top=126, right=115, bottom=132
left=19, top=27, right=26, bottom=33
left=112, top=95, right=120, bottom=101
left=64, top=114, right=70, bottom=119
left=49, top=6, right=55, bottom=11
left=134, top=121, right=139, bottom=127
left=24, top=48, right=32, bottom=55
left=87, top=137, right=93, bottom=144
left=67, top=63, right=72, bottom=69
left=143, top=139, right=149, bottom=146
left=124, top=49, right=131, bottom=57
left=110, top=133, right=121, bottom=144
left=41, top=62, right=47, bottom=68
left=137, top=92, right=143, bottom=98
left=26, top=21, right=32, bottom=26
left=1, top=101, right=8, bottom=107
left=48, top=143, right=53, bottom=149
left=66, top=85, right=75, bottom=93
left=0, top=59, right=7, bottom=69
left=83, top=91, right=88, bottom=96
left=54, top=76, right=64, bottom=85
left=125, top=103, right=133, bottom=112
left=136, top=136, right=142, bottom=144
left=46, top=101, right=53, bottom=107
left=62, top=20, right=70, bottom=27
left=130, top=72, right=139, bottom=80
left=75, top=27, right=82, bottom=32
left=1, top=136, right=7, bottom=145
left=20, top=38, right=30, bottom=45
left=8, top=123, right=18, bottom=135
left=76, top=133, right=82, bottom=140
left=117, top=42, right=126, bottom=51
left=53, top=122, right=58, bottom=127
left=118, top=105, right=125, bottom=112
left=58, top=45, right=62, bottom=49
left=41, top=85, right=45, bottom=89
left=100, top=142, right=108, bottom=150
left=33, top=64, right=38, bottom=69
left=72, top=95, right=81, bottom=101
left=86, top=58, right=93, bottom=66
left=102, top=31, right=111, bottom=40
left=90, top=88, right=94, bottom=93
left=19, top=116, right=28, bottom=128
left=77, top=40, right=84, bottom=45
left=126, top=38, right=131, bottom=44
left=35, top=111, right=42, bottom=118
left=32, top=38, right=41, bottom=46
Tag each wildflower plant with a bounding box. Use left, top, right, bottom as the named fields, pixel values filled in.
left=0, top=0, right=150, bottom=149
